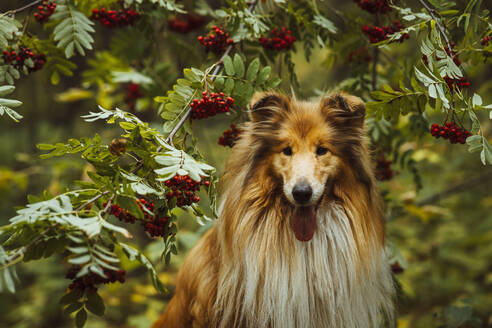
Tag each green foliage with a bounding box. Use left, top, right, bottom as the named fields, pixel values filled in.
left=0, top=85, right=22, bottom=122
left=0, top=15, right=21, bottom=49
left=51, top=0, right=95, bottom=58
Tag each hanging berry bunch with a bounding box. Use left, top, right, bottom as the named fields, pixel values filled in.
left=347, top=47, right=373, bottom=63
left=443, top=76, right=470, bottom=90
left=374, top=156, right=393, bottom=181
left=481, top=36, right=491, bottom=46
left=34, top=1, right=57, bottom=23
left=2, top=47, right=46, bottom=73
left=124, top=83, right=143, bottom=111
left=105, top=198, right=170, bottom=238
left=106, top=203, right=137, bottom=223
left=218, top=124, right=242, bottom=148
left=66, top=266, right=126, bottom=292
left=165, top=175, right=210, bottom=207
left=190, top=91, right=234, bottom=119
left=353, top=0, right=392, bottom=14
left=197, top=26, right=234, bottom=55
left=90, top=8, right=141, bottom=28
left=259, top=27, right=296, bottom=51
left=137, top=198, right=170, bottom=238
left=430, top=122, right=472, bottom=144
left=362, top=20, right=409, bottom=43
left=168, top=15, right=206, bottom=33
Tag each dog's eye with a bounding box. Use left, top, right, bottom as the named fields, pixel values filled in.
left=282, top=147, right=293, bottom=156
left=316, top=146, right=328, bottom=156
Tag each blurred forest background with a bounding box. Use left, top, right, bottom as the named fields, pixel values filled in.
left=0, top=0, right=491, bottom=327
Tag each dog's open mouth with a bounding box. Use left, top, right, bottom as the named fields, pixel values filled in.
left=290, top=205, right=317, bottom=242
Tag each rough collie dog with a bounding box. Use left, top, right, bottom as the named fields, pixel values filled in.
left=153, top=92, right=395, bottom=328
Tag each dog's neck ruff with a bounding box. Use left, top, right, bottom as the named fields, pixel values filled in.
left=213, top=202, right=394, bottom=328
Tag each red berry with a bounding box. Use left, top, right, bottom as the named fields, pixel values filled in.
left=34, top=1, right=57, bottom=23
left=90, top=7, right=140, bottom=28
left=218, top=124, right=242, bottom=148
left=429, top=121, right=472, bottom=145
left=259, top=27, right=296, bottom=51
left=190, top=92, right=234, bottom=120
left=375, top=156, right=393, bottom=181
left=362, top=21, right=409, bottom=44
left=198, top=26, right=234, bottom=55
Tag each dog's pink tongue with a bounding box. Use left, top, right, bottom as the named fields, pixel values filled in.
left=290, top=206, right=317, bottom=242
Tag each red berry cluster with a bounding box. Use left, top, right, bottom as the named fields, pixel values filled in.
left=165, top=175, right=210, bottom=207
left=34, top=1, right=57, bottom=23
left=66, top=266, right=126, bottom=292
left=375, top=157, right=393, bottom=181
left=137, top=198, right=169, bottom=238
left=361, top=20, right=409, bottom=43
left=124, top=83, right=143, bottom=111
left=218, top=124, right=242, bottom=148
left=90, top=8, right=141, bottom=28
left=347, top=47, right=373, bottom=63
left=106, top=203, right=137, bottom=223
left=430, top=122, right=472, bottom=144
left=444, top=76, right=470, bottom=90
left=168, top=15, right=205, bottom=33
left=391, top=262, right=404, bottom=274
left=2, top=47, right=46, bottom=73
left=353, top=0, right=392, bottom=14
left=197, top=26, right=234, bottom=55
left=190, top=91, right=234, bottom=119
left=482, top=36, right=491, bottom=46
left=259, top=27, right=296, bottom=51
left=105, top=199, right=170, bottom=237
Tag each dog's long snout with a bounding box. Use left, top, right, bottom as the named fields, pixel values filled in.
left=292, top=183, right=313, bottom=204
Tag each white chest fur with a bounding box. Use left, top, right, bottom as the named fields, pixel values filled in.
left=214, top=203, right=394, bottom=328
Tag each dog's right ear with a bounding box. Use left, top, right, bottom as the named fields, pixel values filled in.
left=248, top=92, right=290, bottom=122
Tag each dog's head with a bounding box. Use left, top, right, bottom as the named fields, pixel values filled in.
left=246, top=91, right=367, bottom=241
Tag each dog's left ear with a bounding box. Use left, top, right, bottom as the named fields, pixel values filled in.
left=321, top=93, right=366, bottom=128
left=248, top=91, right=291, bottom=123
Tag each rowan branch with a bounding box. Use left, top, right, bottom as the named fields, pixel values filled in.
left=165, top=0, right=258, bottom=146
left=418, top=0, right=453, bottom=51
left=75, top=191, right=110, bottom=211
left=5, top=0, right=43, bottom=15
left=417, top=170, right=492, bottom=206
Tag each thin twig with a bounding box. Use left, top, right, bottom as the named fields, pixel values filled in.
left=75, top=191, right=110, bottom=211
left=5, top=0, right=43, bottom=15
left=165, top=46, right=233, bottom=146
left=103, top=194, right=115, bottom=213
left=417, top=170, right=492, bottom=206
left=165, top=1, right=258, bottom=146
left=418, top=0, right=453, bottom=51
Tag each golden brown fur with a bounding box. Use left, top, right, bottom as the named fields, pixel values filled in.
left=153, top=92, right=394, bottom=328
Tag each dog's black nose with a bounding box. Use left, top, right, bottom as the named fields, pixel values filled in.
left=292, top=183, right=312, bottom=204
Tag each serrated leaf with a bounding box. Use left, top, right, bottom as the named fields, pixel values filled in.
left=233, top=54, right=245, bottom=78
left=223, top=56, right=234, bottom=76
left=86, top=292, right=105, bottom=316
left=246, top=58, right=260, bottom=81
left=257, top=66, right=271, bottom=85
left=75, top=308, right=87, bottom=328
left=60, top=289, right=83, bottom=306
